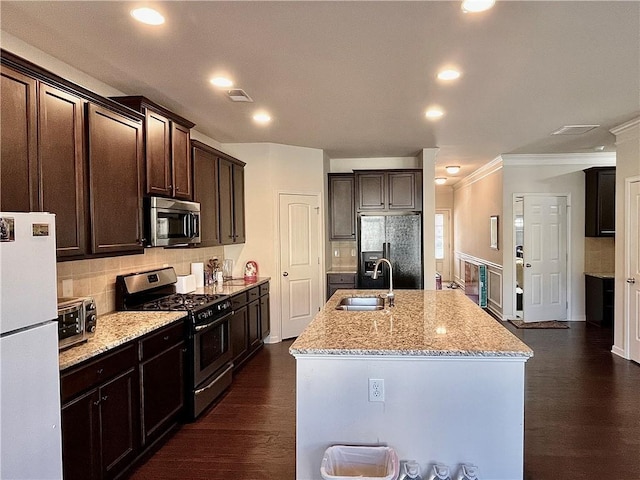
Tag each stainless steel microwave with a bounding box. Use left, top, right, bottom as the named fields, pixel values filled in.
left=146, top=197, right=201, bottom=247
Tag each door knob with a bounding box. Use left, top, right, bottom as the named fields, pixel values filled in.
left=525, top=263, right=532, bottom=268
left=627, top=278, right=636, bottom=284
left=283, top=272, right=289, bottom=277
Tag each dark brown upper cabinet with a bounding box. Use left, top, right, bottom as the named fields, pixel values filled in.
left=1, top=64, right=38, bottom=212
left=585, top=167, right=616, bottom=237
left=328, top=173, right=356, bottom=240
left=2, top=51, right=146, bottom=260
left=87, top=103, right=144, bottom=255
left=218, top=155, right=246, bottom=244
left=355, top=169, right=422, bottom=212
left=111, top=96, right=195, bottom=200
left=191, top=140, right=221, bottom=247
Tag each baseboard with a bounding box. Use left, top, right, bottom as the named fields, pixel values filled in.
left=611, top=345, right=628, bottom=359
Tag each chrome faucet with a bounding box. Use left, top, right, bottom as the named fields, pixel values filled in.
left=372, top=258, right=394, bottom=307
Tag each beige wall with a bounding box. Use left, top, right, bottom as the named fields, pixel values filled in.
left=453, top=166, right=503, bottom=266
left=611, top=118, right=640, bottom=358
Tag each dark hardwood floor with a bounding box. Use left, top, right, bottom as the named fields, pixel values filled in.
left=128, top=323, right=639, bottom=480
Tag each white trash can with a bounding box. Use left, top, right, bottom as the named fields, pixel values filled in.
left=320, top=445, right=399, bottom=480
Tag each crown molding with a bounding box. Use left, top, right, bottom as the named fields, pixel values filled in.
left=501, top=152, right=615, bottom=166
left=453, top=156, right=503, bottom=190
left=610, top=116, right=640, bottom=136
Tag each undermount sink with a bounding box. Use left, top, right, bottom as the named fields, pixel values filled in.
left=335, top=296, right=385, bottom=311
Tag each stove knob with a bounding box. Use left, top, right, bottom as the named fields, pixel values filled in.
left=87, top=324, right=96, bottom=333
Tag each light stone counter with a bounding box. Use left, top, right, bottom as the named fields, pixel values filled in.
left=290, top=289, right=532, bottom=358
left=59, top=278, right=270, bottom=371
left=59, top=311, right=185, bottom=370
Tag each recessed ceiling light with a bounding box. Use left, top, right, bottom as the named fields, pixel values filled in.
left=445, top=166, right=461, bottom=174
left=253, top=112, right=271, bottom=124
left=461, top=0, right=496, bottom=13
left=210, top=77, right=233, bottom=88
left=435, top=177, right=447, bottom=185
left=437, top=69, right=461, bottom=81
left=425, top=108, right=445, bottom=120
left=130, top=7, right=165, bottom=25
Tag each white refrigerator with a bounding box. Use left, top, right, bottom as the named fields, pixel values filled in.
left=0, top=212, right=63, bottom=479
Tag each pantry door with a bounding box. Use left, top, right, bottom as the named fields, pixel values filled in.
left=627, top=179, right=640, bottom=363
left=279, top=193, right=322, bottom=339
left=523, top=195, right=568, bottom=322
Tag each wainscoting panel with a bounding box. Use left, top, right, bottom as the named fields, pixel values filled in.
left=454, top=251, right=503, bottom=319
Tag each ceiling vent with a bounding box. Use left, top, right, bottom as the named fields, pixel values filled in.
left=227, top=89, right=253, bottom=102
left=551, top=124, right=599, bottom=135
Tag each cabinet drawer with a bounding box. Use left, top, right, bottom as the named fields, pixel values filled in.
left=140, top=321, right=185, bottom=361
left=231, top=292, right=248, bottom=310
left=61, top=344, right=137, bottom=403
left=247, top=286, right=260, bottom=302
left=327, top=273, right=356, bottom=285
left=259, top=282, right=270, bottom=296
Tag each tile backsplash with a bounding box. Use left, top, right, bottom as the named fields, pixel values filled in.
left=329, top=241, right=357, bottom=269
left=584, top=237, right=615, bottom=273
left=56, top=246, right=224, bottom=314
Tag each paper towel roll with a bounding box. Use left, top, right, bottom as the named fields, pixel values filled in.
left=191, top=262, right=204, bottom=288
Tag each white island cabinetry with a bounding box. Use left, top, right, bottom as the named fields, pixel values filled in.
left=290, top=289, right=533, bottom=480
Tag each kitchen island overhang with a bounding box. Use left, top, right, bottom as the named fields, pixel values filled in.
left=290, top=289, right=533, bottom=480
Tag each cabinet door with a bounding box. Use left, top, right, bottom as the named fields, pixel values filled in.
left=232, top=163, right=246, bottom=243
left=87, top=103, right=144, bottom=255
left=230, top=305, right=248, bottom=369
left=145, top=109, right=171, bottom=196
left=171, top=123, right=192, bottom=200
left=357, top=173, right=385, bottom=210
left=192, top=144, right=220, bottom=246
left=260, top=293, right=270, bottom=339
left=248, top=299, right=261, bottom=351
left=61, top=389, right=101, bottom=480
left=140, top=341, right=185, bottom=445
left=39, top=84, right=87, bottom=257
left=388, top=171, right=420, bottom=211
left=329, top=174, right=355, bottom=240
left=99, top=368, right=139, bottom=479
left=598, top=170, right=616, bottom=235
left=218, top=157, right=234, bottom=244
left=0, top=65, right=38, bottom=211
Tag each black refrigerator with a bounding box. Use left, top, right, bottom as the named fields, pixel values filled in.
left=357, top=213, right=423, bottom=289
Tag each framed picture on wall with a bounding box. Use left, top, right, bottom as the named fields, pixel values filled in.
left=490, top=215, right=499, bottom=250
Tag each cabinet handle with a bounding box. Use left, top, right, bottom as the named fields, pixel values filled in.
left=101, top=395, right=108, bottom=402
left=93, top=400, right=100, bottom=406
left=96, top=368, right=104, bottom=375
left=163, top=335, right=170, bottom=341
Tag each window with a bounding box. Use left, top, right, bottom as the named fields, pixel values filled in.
left=435, top=213, right=444, bottom=260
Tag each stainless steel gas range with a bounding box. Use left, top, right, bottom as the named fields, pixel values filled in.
left=115, top=267, right=233, bottom=420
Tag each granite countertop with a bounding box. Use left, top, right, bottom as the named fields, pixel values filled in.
left=59, top=277, right=271, bottom=371
left=290, top=289, right=533, bottom=358
left=59, top=311, right=185, bottom=371
left=584, top=272, right=615, bottom=279
left=327, top=268, right=358, bottom=274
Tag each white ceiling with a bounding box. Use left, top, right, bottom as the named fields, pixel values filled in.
left=1, top=1, right=638, bottom=181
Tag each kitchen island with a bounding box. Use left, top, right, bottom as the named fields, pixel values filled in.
left=290, top=289, right=533, bottom=480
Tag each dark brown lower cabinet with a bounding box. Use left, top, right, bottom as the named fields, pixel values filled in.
left=61, top=349, right=139, bottom=480
left=61, top=320, right=186, bottom=480
left=230, top=304, right=249, bottom=370
left=260, top=293, right=270, bottom=339
left=248, top=299, right=261, bottom=351
left=139, top=323, right=185, bottom=446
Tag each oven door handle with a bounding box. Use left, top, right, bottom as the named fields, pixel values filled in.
left=194, top=364, right=234, bottom=395
left=193, top=312, right=232, bottom=332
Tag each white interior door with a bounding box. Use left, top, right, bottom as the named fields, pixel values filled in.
left=627, top=179, right=640, bottom=363
left=435, top=210, right=451, bottom=282
left=523, top=195, right=568, bottom=322
left=279, top=194, right=321, bottom=339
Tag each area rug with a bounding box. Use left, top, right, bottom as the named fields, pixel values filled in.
left=508, top=320, right=569, bottom=329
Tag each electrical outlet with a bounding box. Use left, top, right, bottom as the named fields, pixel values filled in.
left=368, top=378, right=385, bottom=402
